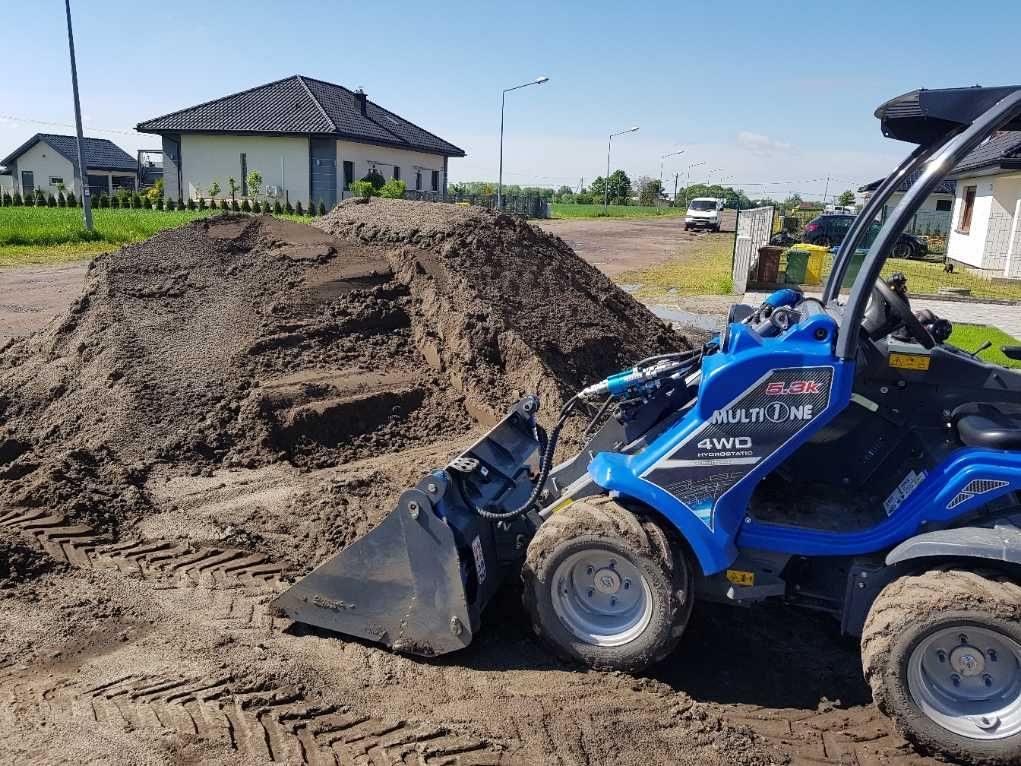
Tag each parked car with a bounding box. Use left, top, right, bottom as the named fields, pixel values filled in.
left=802, top=214, right=928, bottom=259
left=684, top=197, right=725, bottom=232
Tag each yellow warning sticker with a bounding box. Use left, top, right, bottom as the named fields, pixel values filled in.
left=889, top=353, right=930, bottom=371
left=548, top=498, right=575, bottom=514
left=725, top=569, right=755, bottom=587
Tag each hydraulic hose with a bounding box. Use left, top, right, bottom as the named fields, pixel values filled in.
left=472, top=395, right=581, bottom=521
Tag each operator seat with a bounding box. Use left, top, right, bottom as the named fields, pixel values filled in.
left=953, top=403, right=1021, bottom=451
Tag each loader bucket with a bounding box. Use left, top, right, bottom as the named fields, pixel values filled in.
left=271, top=396, right=543, bottom=656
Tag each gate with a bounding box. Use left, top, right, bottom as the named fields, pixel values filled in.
left=732, top=206, right=774, bottom=294
left=310, top=138, right=337, bottom=209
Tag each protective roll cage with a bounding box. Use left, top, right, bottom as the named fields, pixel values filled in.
left=827, top=86, right=1021, bottom=360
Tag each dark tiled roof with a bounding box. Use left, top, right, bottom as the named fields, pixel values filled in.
left=858, top=169, right=956, bottom=195
left=137, top=75, right=466, bottom=157
left=949, top=130, right=1021, bottom=176
left=0, top=133, right=137, bottom=172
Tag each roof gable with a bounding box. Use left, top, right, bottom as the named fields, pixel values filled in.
left=858, top=169, right=956, bottom=196
left=137, top=75, right=465, bottom=157
left=950, top=130, right=1021, bottom=177
left=1, top=133, right=137, bottom=172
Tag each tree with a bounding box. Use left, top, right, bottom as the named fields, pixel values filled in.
left=379, top=179, right=407, bottom=199
left=836, top=189, right=856, bottom=207
left=246, top=170, right=262, bottom=200
left=605, top=170, right=632, bottom=205
left=207, top=180, right=221, bottom=203
left=783, top=192, right=803, bottom=208
left=227, top=177, right=239, bottom=202
left=638, top=178, right=663, bottom=206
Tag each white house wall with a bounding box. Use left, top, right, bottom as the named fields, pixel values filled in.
left=0, top=174, right=12, bottom=194
left=12, top=141, right=76, bottom=195
left=947, top=176, right=995, bottom=268
left=948, top=173, right=1021, bottom=271
left=335, top=140, right=445, bottom=198
left=180, top=134, right=310, bottom=203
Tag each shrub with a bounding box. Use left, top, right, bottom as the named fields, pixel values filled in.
left=318, top=199, right=326, bottom=215
left=379, top=179, right=406, bottom=199
left=295, top=200, right=304, bottom=216
left=35, top=189, right=47, bottom=206
left=100, top=193, right=111, bottom=208
left=231, top=199, right=240, bottom=212
left=285, top=200, right=294, bottom=214
left=47, top=193, right=57, bottom=207
left=246, top=170, right=262, bottom=199
left=261, top=200, right=271, bottom=213
left=13, top=192, right=22, bottom=206
left=166, top=197, right=176, bottom=211
left=110, top=195, right=121, bottom=209
left=57, top=192, right=66, bottom=207
left=156, top=196, right=164, bottom=211
left=273, top=200, right=283, bottom=214
left=132, top=192, right=142, bottom=209
left=197, top=197, right=206, bottom=210
left=241, top=199, right=251, bottom=213
left=66, top=192, right=76, bottom=207
left=219, top=199, right=228, bottom=211
left=349, top=180, right=374, bottom=199
left=2, top=192, right=10, bottom=206
left=187, top=197, right=196, bottom=210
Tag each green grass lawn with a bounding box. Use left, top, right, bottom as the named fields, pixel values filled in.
left=0, top=207, right=313, bottom=265
left=616, top=236, right=734, bottom=296
left=947, top=324, right=1021, bottom=368
left=549, top=203, right=686, bottom=219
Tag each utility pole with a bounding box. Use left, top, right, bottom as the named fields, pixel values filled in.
left=64, top=0, right=92, bottom=231
left=497, top=76, right=549, bottom=210
left=822, top=175, right=830, bottom=204
left=604, top=127, right=639, bottom=211
left=673, top=173, right=679, bottom=207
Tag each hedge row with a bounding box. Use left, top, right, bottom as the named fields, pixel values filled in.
left=1, top=191, right=332, bottom=217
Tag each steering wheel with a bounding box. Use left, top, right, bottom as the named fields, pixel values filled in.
left=871, top=278, right=935, bottom=349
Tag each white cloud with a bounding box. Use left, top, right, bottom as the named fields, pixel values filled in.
left=736, top=130, right=794, bottom=156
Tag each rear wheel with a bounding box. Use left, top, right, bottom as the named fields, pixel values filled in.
left=893, top=240, right=914, bottom=259
left=814, top=234, right=833, bottom=247
left=861, top=568, right=1021, bottom=765
left=521, top=496, right=693, bottom=671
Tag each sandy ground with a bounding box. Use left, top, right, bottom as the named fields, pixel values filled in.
left=538, top=210, right=736, bottom=278
left=0, top=261, right=89, bottom=343
left=0, top=211, right=943, bottom=766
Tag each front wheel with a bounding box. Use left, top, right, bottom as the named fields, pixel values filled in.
left=861, top=568, right=1021, bottom=765
left=893, top=240, right=913, bottom=259
left=521, top=497, right=693, bottom=671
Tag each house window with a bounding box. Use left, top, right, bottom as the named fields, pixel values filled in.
left=49, top=176, right=64, bottom=186
left=393, top=166, right=400, bottom=181
left=21, top=171, right=34, bottom=194
left=958, top=185, right=976, bottom=233
left=431, top=170, right=439, bottom=192
left=343, top=161, right=354, bottom=191
left=240, top=153, right=248, bottom=195
left=415, top=171, right=422, bottom=191
left=936, top=198, right=953, bottom=212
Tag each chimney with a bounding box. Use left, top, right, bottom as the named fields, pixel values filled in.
left=354, top=88, right=367, bottom=116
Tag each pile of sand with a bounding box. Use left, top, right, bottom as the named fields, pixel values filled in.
left=0, top=202, right=684, bottom=541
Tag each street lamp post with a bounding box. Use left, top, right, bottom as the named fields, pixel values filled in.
left=682, top=161, right=705, bottom=207
left=498, top=76, right=549, bottom=210
left=64, top=0, right=92, bottom=231
left=659, top=149, right=685, bottom=189
left=604, top=126, right=639, bottom=211
left=706, top=168, right=722, bottom=186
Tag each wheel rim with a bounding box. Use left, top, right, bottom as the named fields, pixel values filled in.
left=894, top=242, right=910, bottom=258
left=550, top=548, right=653, bottom=647
left=907, top=625, right=1021, bottom=740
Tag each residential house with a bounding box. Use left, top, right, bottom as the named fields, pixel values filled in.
left=136, top=75, right=466, bottom=209
left=0, top=134, right=138, bottom=199
left=945, top=131, right=1021, bottom=277
left=858, top=170, right=957, bottom=235
left=0, top=167, right=12, bottom=195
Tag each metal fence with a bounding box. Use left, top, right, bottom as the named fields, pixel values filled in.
left=732, top=206, right=774, bottom=294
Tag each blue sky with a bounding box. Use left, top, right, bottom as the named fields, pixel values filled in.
left=1, top=0, right=1016, bottom=200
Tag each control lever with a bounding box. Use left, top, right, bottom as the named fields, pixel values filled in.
left=968, top=340, right=992, bottom=358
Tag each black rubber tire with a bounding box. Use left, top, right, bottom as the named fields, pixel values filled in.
left=521, top=496, right=693, bottom=671
left=892, top=240, right=913, bottom=260
left=813, top=235, right=833, bottom=248
left=861, top=568, right=1021, bottom=765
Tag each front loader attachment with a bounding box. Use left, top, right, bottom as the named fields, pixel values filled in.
left=271, top=397, right=542, bottom=656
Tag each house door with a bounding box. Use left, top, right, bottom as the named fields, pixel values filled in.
left=309, top=138, right=337, bottom=210
left=20, top=171, right=34, bottom=195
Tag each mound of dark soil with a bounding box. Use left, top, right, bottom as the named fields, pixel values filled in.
left=0, top=204, right=684, bottom=537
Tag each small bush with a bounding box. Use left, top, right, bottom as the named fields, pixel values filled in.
left=379, top=179, right=406, bottom=199
left=198, top=197, right=206, bottom=210
left=241, top=199, right=251, bottom=213
left=166, top=197, right=176, bottom=211
left=57, top=192, right=66, bottom=207
left=156, top=196, right=164, bottom=211
left=261, top=200, right=271, bottom=213
left=318, top=199, right=326, bottom=215
left=231, top=199, right=240, bottom=212
left=100, top=193, right=111, bottom=209
left=110, top=195, right=121, bottom=209
left=66, top=192, right=76, bottom=207
left=35, top=190, right=47, bottom=206
left=273, top=200, right=283, bottom=214
left=285, top=200, right=294, bottom=214
left=132, top=192, right=142, bottom=209
left=47, top=193, right=57, bottom=207
left=12, top=192, right=22, bottom=206
left=2, top=192, right=10, bottom=206
left=187, top=197, right=196, bottom=210
left=219, top=199, right=228, bottom=211
left=349, top=180, right=374, bottom=199
left=295, top=200, right=304, bottom=216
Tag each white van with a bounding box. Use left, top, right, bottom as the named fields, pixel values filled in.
left=684, top=198, right=725, bottom=232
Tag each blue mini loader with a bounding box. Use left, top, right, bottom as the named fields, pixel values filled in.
left=273, top=86, right=1021, bottom=764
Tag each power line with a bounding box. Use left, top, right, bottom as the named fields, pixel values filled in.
left=0, top=113, right=138, bottom=136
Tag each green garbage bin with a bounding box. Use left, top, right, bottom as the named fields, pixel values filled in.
left=785, top=248, right=810, bottom=284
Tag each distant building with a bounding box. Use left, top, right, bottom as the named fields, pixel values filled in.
left=137, top=75, right=466, bottom=208
left=0, top=133, right=138, bottom=198
left=945, top=131, right=1021, bottom=277
left=858, top=170, right=956, bottom=233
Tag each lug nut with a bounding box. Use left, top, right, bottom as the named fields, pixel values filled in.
left=936, top=650, right=947, bottom=663
left=951, top=674, right=961, bottom=687
left=609, top=560, right=616, bottom=569
left=984, top=674, right=993, bottom=687
left=989, top=649, right=998, bottom=662
left=610, top=597, right=617, bottom=606
left=587, top=588, right=594, bottom=598
left=623, top=579, right=631, bottom=591
left=959, top=633, right=969, bottom=644
left=586, top=566, right=594, bottom=576
left=408, top=501, right=420, bottom=519
left=427, top=482, right=438, bottom=494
